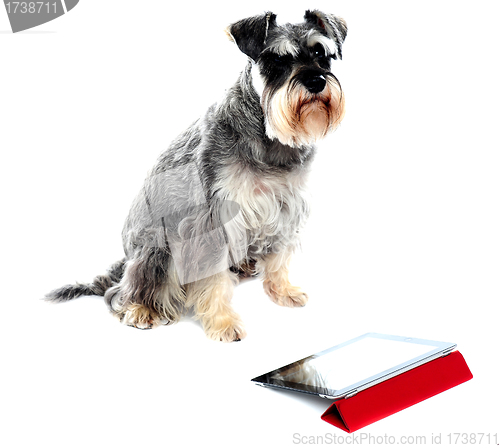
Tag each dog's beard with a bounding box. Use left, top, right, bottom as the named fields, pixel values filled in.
left=263, top=74, right=345, bottom=148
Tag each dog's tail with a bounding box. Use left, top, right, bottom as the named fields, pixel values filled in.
left=44, top=258, right=126, bottom=302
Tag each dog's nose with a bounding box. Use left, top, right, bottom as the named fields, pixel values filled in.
left=303, top=75, right=326, bottom=94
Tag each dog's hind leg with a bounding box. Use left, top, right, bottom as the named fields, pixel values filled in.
left=104, top=248, right=185, bottom=330
left=187, top=269, right=246, bottom=342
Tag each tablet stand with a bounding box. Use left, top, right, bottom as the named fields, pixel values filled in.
left=321, top=351, right=472, bottom=433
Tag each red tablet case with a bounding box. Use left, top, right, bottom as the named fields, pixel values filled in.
left=321, top=350, right=473, bottom=433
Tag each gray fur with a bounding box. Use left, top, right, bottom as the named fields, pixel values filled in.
left=45, top=10, right=347, bottom=338
left=46, top=258, right=125, bottom=302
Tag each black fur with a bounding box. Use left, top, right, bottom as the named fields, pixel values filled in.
left=228, top=12, right=277, bottom=61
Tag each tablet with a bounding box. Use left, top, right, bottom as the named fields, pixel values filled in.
left=251, top=333, right=456, bottom=399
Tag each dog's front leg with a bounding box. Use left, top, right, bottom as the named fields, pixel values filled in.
left=257, top=251, right=308, bottom=308
left=187, top=270, right=246, bottom=342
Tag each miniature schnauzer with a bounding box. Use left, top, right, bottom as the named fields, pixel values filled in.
left=46, top=10, right=347, bottom=342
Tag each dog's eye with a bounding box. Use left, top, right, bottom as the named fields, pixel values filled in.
left=313, top=44, right=326, bottom=59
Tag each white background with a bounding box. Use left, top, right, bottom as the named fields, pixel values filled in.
left=1, top=1, right=499, bottom=446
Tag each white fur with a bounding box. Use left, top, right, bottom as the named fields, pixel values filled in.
left=306, top=29, right=338, bottom=57
left=251, top=61, right=265, bottom=98
left=216, top=161, right=311, bottom=256
left=267, top=35, right=301, bottom=56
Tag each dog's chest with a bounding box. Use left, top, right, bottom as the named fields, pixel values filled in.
left=217, top=164, right=310, bottom=245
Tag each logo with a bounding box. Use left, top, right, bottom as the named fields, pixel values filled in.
left=3, top=0, right=78, bottom=33
left=139, top=163, right=247, bottom=285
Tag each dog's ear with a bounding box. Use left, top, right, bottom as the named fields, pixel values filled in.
left=304, top=10, right=347, bottom=59
left=226, top=12, right=277, bottom=61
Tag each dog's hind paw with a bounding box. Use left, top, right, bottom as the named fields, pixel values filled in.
left=118, top=303, right=168, bottom=330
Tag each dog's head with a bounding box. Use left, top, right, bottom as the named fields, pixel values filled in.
left=227, top=10, right=347, bottom=148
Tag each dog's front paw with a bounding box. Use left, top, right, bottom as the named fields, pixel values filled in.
left=264, top=281, right=309, bottom=308
left=204, top=315, right=247, bottom=342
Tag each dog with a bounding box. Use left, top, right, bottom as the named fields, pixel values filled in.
left=45, top=10, right=347, bottom=342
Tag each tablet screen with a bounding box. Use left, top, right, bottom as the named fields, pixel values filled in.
left=252, top=333, right=455, bottom=398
